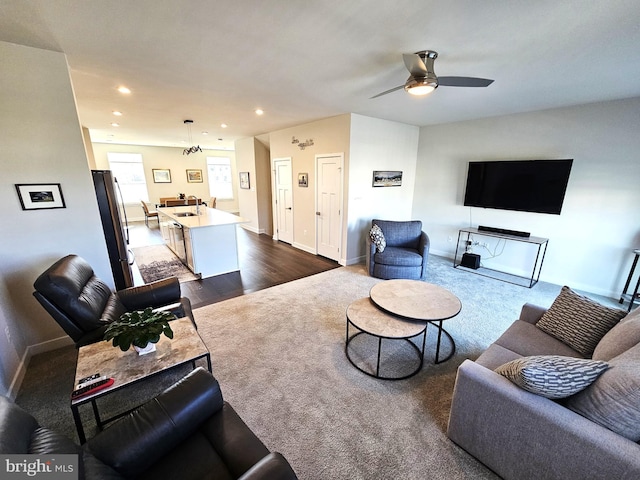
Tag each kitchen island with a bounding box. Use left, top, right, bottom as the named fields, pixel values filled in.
left=157, top=205, right=248, bottom=279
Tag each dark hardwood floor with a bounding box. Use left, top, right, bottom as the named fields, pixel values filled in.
left=128, top=221, right=340, bottom=309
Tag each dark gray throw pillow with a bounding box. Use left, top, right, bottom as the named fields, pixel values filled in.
left=495, top=355, right=609, bottom=399
left=536, top=286, right=626, bottom=357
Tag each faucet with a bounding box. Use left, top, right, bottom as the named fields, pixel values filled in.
left=187, top=195, right=201, bottom=215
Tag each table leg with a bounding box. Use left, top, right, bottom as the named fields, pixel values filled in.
left=92, top=399, right=104, bottom=430
left=433, top=320, right=456, bottom=364
left=71, top=404, right=86, bottom=444
left=620, top=254, right=639, bottom=305
left=376, top=337, right=382, bottom=377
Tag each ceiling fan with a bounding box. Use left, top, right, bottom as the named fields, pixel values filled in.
left=371, top=50, right=494, bottom=99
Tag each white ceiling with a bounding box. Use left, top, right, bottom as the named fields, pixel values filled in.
left=2, top=0, right=640, bottom=151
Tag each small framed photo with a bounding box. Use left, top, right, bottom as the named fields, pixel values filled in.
left=298, top=173, right=308, bottom=187
left=152, top=169, right=172, bottom=183
left=239, top=172, right=250, bottom=189
left=15, top=183, right=66, bottom=210
left=372, top=170, right=403, bottom=187
left=186, top=169, right=203, bottom=183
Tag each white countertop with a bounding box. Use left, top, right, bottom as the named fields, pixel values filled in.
left=158, top=205, right=248, bottom=229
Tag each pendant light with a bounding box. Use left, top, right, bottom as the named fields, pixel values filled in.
left=182, top=119, right=202, bottom=155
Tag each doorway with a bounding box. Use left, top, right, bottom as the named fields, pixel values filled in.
left=273, top=157, right=294, bottom=244
left=316, top=154, right=344, bottom=262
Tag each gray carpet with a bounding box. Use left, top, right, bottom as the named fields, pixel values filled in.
left=15, top=255, right=622, bottom=479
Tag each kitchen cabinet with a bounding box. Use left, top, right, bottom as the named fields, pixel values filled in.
left=157, top=206, right=248, bottom=278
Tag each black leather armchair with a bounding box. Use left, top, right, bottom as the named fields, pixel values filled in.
left=1, top=368, right=298, bottom=480
left=33, top=254, right=195, bottom=347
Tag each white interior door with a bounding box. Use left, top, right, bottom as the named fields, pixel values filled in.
left=274, top=158, right=293, bottom=244
left=316, top=154, right=343, bottom=261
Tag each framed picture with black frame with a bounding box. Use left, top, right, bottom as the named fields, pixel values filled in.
left=15, top=183, right=66, bottom=210
left=372, top=170, right=403, bottom=187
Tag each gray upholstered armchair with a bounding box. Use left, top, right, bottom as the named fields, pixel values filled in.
left=367, top=219, right=430, bottom=280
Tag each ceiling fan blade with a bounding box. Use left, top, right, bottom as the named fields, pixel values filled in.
left=438, top=76, right=494, bottom=87
left=403, top=53, right=427, bottom=77
left=370, top=84, right=405, bottom=99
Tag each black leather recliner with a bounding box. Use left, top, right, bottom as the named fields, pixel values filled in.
left=33, top=254, right=195, bottom=347
left=0, top=368, right=298, bottom=480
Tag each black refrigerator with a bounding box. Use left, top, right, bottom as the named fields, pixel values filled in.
left=91, top=170, right=133, bottom=290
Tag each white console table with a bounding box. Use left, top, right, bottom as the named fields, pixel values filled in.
left=453, top=227, right=549, bottom=288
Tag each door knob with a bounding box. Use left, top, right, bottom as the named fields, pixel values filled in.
left=316, top=212, right=321, bottom=216
left=286, top=207, right=292, bottom=210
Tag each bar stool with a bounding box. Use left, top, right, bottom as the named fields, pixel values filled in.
left=619, top=248, right=640, bottom=312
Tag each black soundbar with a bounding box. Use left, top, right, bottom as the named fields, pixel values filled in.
left=478, top=225, right=531, bottom=238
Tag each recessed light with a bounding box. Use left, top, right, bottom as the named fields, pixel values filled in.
left=202, top=131, right=208, bottom=135
left=117, top=86, right=131, bottom=94
left=221, top=123, right=228, bottom=128
left=255, top=109, right=264, bottom=115
left=112, top=111, right=122, bottom=116
left=111, top=122, right=119, bottom=127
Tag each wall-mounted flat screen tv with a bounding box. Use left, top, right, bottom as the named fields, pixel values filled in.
left=463, top=159, right=573, bottom=215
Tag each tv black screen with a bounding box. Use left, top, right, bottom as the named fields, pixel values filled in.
left=463, top=159, right=573, bottom=215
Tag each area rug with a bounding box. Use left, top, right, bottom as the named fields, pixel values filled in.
left=19, top=256, right=619, bottom=479
left=132, top=245, right=198, bottom=283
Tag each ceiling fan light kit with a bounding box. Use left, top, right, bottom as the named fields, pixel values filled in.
left=405, top=78, right=438, bottom=96
left=372, top=49, right=494, bottom=99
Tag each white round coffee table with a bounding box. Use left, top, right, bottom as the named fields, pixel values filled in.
left=346, top=298, right=428, bottom=380
left=369, top=280, right=461, bottom=364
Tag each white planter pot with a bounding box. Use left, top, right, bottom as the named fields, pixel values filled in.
left=134, top=343, right=157, bottom=355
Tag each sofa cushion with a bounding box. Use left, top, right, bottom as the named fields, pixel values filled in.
left=369, top=224, right=386, bottom=253
left=373, top=247, right=424, bottom=267
left=495, top=355, right=609, bottom=399
left=536, top=286, right=626, bottom=357
left=565, top=342, right=640, bottom=441
left=493, top=320, right=583, bottom=359
left=592, top=307, right=640, bottom=361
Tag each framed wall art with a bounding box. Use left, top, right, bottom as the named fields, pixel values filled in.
left=186, top=169, right=203, bottom=183
left=372, top=170, right=403, bottom=187
left=239, top=172, right=250, bottom=189
left=15, top=183, right=66, bottom=210
left=152, top=169, right=172, bottom=183
left=298, top=173, right=308, bottom=187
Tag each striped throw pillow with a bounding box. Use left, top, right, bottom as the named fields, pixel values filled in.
left=536, top=286, right=626, bottom=357
left=495, top=355, right=609, bottom=399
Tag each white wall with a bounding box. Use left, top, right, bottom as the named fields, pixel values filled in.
left=347, top=114, right=420, bottom=264
left=92, top=143, right=238, bottom=219
left=414, top=97, right=640, bottom=297
left=0, top=42, right=112, bottom=397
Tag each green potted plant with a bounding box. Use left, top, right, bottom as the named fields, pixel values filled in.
left=104, top=307, right=175, bottom=355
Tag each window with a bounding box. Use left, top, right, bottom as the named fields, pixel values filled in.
left=107, top=153, right=149, bottom=203
left=207, top=157, right=233, bottom=200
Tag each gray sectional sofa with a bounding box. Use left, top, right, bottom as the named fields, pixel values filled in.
left=448, top=288, right=640, bottom=480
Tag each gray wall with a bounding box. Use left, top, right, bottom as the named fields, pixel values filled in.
left=0, top=42, right=112, bottom=397
left=414, top=97, right=640, bottom=297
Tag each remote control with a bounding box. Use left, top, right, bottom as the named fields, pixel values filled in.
left=71, top=378, right=114, bottom=399
left=77, top=373, right=100, bottom=385
left=76, top=375, right=107, bottom=390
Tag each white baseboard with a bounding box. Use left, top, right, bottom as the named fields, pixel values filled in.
left=240, top=224, right=265, bottom=235
left=292, top=242, right=316, bottom=255
left=7, top=335, right=73, bottom=400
